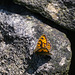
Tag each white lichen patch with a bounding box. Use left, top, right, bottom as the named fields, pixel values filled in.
left=46, top=3, right=60, bottom=20
left=13, top=19, right=35, bottom=37
left=67, top=45, right=71, bottom=52
left=0, top=67, right=8, bottom=74
left=0, top=41, right=6, bottom=50
left=59, top=57, right=66, bottom=66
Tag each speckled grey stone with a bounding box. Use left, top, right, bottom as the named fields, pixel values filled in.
left=0, top=9, right=72, bottom=75
left=13, top=0, right=75, bottom=31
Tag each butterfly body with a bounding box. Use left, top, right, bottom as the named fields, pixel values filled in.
left=34, top=34, right=52, bottom=55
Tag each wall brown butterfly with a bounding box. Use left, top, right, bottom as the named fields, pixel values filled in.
left=34, top=34, right=52, bottom=55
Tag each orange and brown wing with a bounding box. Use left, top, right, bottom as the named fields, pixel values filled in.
left=36, top=48, right=48, bottom=53
left=34, top=34, right=52, bottom=55
left=36, top=42, right=51, bottom=53
left=46, top=42, right=51, bottom=52
left=34, top=34, right=47, bottom=52
left=35, top=48, right=52, bottom=55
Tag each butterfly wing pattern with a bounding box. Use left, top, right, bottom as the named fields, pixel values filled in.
left=34, top=34, right=52, bottom=55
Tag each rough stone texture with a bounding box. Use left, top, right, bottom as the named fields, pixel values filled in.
left=0, top=8, right=72, bottom=75
left=13, top=0, right=75, bottom=31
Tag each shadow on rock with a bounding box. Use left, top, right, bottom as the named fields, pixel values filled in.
left=26, top=53, right=51, bottom=74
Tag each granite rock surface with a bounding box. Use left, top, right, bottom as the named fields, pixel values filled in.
left=0, top=9, right=72, bottom=75
left=13, top=0, right=75, bottom=31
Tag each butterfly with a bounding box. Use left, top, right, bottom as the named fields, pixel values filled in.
left=33, top=34, right=52, bottom=55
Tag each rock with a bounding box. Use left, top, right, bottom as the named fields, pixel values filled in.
left=0, top=30, right=4, bottom=42
left=13, top=0, right=75, bottom=31
left=0, top=8, right=72, bottom=75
